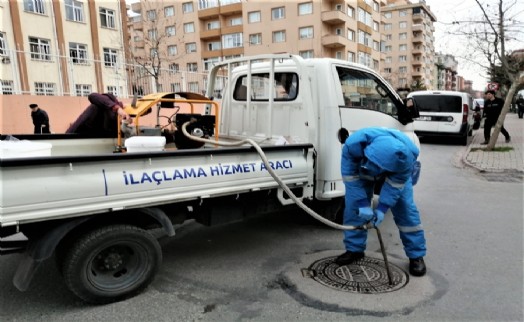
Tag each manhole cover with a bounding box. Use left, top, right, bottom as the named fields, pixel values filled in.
left=305, top=256, right=408, bottom=294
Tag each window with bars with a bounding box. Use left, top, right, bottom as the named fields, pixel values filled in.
left=75, top=84, right=91, bottom=96
left=103, top=48, right=118, bottom=67
left=35, top=82, right=55, bottom=96
left=100, top=8, right=115, bottom=28
left=24, top=0, right=45, bottom=14
left=1, top=80, right=14, bottom=95
left=65, top=0, right=84, bottom=22
left=69, top=42, right=88, bottom=64
left=29, top=37, right=51, bottom=61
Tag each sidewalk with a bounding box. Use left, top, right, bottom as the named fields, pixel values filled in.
left=463, top=112, right=524, bottom=173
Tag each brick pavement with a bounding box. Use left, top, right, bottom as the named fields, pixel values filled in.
left=464, top=112, right=524, bottom=172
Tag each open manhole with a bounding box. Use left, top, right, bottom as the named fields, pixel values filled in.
left=303, top=256, right=408, bottom=294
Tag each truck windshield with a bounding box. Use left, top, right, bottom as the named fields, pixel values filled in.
left=336, top=66, right=401, bottom=119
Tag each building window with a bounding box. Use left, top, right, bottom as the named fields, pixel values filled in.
left=184, top=22, right=195, bottom=33
left=230, top=17, right=242, bottom=26
left=171, top=83, right=181, bottom=92
left=373, top=21, right=379, bottom=32
left=150, top=48, right=158, bottom=57
left=271, top=7, right=285, bottom=20
left=384, top=23, right=392, bottom=31
left=299, top=26, right=313, bottom=39
left=0, top=33, right=7, bottom=56
left=166, top=25, right=176, bottom=37
left=24, top=0, right=45, bottom=14
left=399, top=44, right=407, bottom=51
left=75, top=84, right=91, bottom=96
left=358, top=8, right=372, bottom=27
left=347, top=51, right=355, bottom=62
left=65, top=0, right=84, bottom=22
left=169, top=63, right=179, bottom=73
left=386, top=34, right=392, bottom=40
left=399, top=32, right=407, bottom=39
left=222, top=33, right=243, bottom=49
left=207, top=21, right=220, bottom=30
left=103, top=48, right=117, bottom=67
left=358, top=51, right=371, bottom=68
left=182, top=2, right=194, bottom=13
left=164, top=6, right=174, bottom=17
left=69, top=42, right=88, bottom=64
left=385, top=56, right=392, bottom=63
left=147, top=10, right=156, bottom=21
left=35, top=82, right=55, bottom=96
left=399, top=66, right=407, bottom=73
left=248, top=11, right=261, bottom=23
left=272, top=30, right=286, bottom=43
left=399, top=10, right=407, bottom=17
left=1, top=80, right=14, bottom=94
left=384, top=67, right=391, bottom=73
left=347, top=29, right=355, bottom=41
left=106, top=86, right=117, bottom=95
left=358, top=30, right=371, bottom=47
left=298, top=2, right=313, bottom=15
left=148, top=29, right=158, bottom=40
left=384, top=45, right=392, bottom=52
left=373, top=1, right=379, bottom=11
left=399, top=55, right=407, bottom=62
left=203, top=57, right=220, bottom=71
left=336, top=51, right=342, bottom=59
left=373, top=40, right=379, bottom=51
left=100, top=8, right=115, bottom=28
left=249, top=33, right=262, bottom=45
left=187, top=63, right=198, bottom=72
left=207, top=41, right=220, bottom=51
left=29, top=37, right=51, bottom=61
left=186, top=42, right=197, bottom=53
left=188, top=82, right=199, bottom=93
left=399, top=21, right=407, bottom=29
left=384, top=12, right=392, bottom=19
left=299, top=50, right=314, bottom=59
left=347, top=5, right=354, bottom=18
left=168, top=45, right=177, bottom=56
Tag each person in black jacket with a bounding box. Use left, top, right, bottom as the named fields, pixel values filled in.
left=482, top=90, right=510, bottom=144
left=66, top=93, right=131, bottom=136
left=29, top=104, right=51, bottom=134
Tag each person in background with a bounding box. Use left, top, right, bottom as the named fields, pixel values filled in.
left=516, top=94, right=524, bottom=119
left=336, top=127, right=427, bottom=277
left=29, top=103, right=51, bottom=134
left=482, top=90, right=510, bottom=144
left=66, top=93, right=131, bottom=136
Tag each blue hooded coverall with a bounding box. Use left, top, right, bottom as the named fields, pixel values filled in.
left=341, top=127, right=426, bottom=259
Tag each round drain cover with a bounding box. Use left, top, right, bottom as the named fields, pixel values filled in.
left=308, top=256, right=408, bottom=294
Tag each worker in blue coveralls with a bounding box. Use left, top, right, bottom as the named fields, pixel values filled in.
left=335, top=127, right=426, bottom=277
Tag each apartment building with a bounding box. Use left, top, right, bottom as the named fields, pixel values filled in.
left=436, top=53, right=458, bottom=91
left=381, top=0, right=436, bottom=90
left=0, top=0, right=129, bottom=96
left=127, top=0, right=388, bottom=94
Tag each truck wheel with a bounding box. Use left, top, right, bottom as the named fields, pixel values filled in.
left=62, top=225, right=162, bottom=304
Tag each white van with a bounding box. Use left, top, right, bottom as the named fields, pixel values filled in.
left=407, top=90, right=474, bottom=145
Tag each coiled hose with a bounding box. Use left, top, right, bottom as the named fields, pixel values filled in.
left=181, top=121, right=393, bottom=284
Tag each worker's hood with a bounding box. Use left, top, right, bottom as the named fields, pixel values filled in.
left=364, top=136, right=414, bottom=173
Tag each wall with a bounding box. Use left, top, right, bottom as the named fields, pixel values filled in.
left=0, top=95, right=136, bottom=135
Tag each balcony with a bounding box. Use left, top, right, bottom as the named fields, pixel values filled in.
left=412, top=59, right=422, bottom=66
left=412, top=34, right=423, bottom=44
left=412, top=13, right=423, bottom=23
left=412, top=24, right=423, bottom=32
left=321, top=10, right=346, bottom=25
left=220, top=2, right=242, bottom=16
left=200, top=29, right=221, bottom=40
left=321, top=34, right=346, bottom=48
left=412, top=47, right=423, bottom=55
left=198, top=6, right=219, bottom=19
left=412, top=70, right=423, bottom=77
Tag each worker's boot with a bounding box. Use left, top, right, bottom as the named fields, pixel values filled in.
left=335, top=251, right=365, bottom=266
left=409, top=257, right=426, bottom=276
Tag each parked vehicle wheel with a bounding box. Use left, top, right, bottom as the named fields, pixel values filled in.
left=62, top=224, right=162, bottom=304
left=460, top=132, right=468, bottom=146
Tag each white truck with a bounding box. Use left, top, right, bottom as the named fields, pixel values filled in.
left=0, top=54, right=419, bottom=303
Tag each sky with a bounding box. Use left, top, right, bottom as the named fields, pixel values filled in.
left=425, top=0, right=524, bottom=91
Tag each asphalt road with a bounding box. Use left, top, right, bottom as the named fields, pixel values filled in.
left=0, top=136, right=522, bottom=321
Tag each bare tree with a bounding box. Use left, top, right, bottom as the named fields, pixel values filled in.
left=127, top=2, right=187, bottom=94
left=447, top=0, right=523, bottom=149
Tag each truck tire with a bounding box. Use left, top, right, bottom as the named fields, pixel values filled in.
left=62, top=224, right=162, bottom=304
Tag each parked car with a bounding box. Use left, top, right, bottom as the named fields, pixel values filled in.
left=408, top=90, right=474, bottom=145
left=472, top=98, right=485, bottom=129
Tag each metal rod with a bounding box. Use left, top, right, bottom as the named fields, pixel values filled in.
left=375, top=227, right=393, bottom=285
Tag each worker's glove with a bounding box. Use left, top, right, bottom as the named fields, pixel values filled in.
left=358, top=207, right=374, bottom=222
left=373, top=209, right=385, bottom=227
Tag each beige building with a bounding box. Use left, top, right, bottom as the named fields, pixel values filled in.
left=0, top=0, right=129, bottom=96
left=127, top=0, right=389, bottom=94
left=380, top=0, right=436, bottom=90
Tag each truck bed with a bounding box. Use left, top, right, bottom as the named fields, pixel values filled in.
left=0, top=135, right=314, bottom=227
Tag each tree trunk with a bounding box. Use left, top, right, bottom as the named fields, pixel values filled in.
left=486, top=80, right=518, bottom=150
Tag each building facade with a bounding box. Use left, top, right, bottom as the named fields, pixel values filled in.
left=380, top=0, right=436, bottom=91
left=0, top=0, right=129, bottom=96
